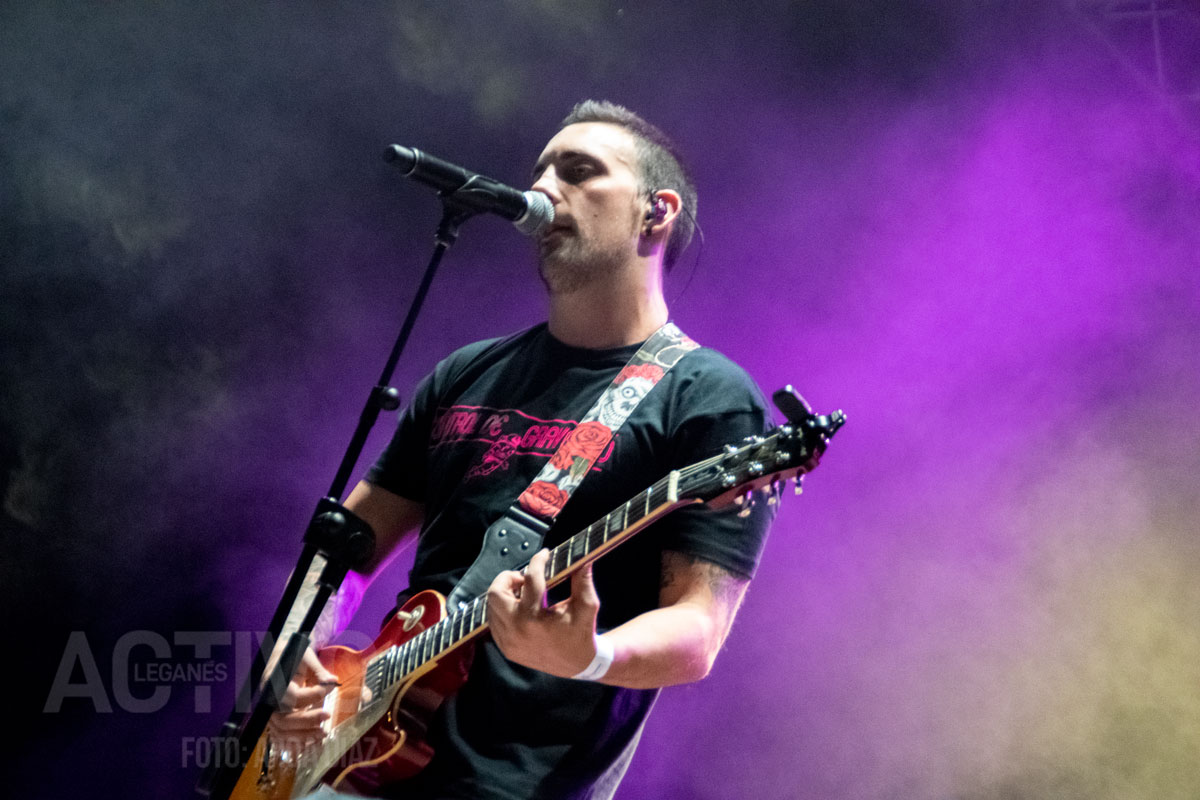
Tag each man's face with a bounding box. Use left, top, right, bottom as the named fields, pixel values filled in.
left=529, top=122, right=645, bottom=293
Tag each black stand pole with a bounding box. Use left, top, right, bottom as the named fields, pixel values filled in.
left=197, top=199, right=479, bottom=799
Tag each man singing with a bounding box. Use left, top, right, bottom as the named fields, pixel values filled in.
left=273, top=100, right=777, bottom=799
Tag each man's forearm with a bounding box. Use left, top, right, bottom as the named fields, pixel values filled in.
left=280, top=555, right=368, bottom=650
left=311, top=568, right=367, bottom=647
left=597, top=601, right=722, bottom=689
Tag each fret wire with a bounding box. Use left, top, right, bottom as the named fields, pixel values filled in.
left=577, top=529, right=588, bottom=558
left=570, top=530, right=586, bottom=560
left=561, top=537, right=575, bottom=573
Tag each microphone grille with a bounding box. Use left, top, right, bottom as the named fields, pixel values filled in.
left=514, top=191, right=554, bottom=237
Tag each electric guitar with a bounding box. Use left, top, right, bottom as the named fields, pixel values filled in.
left=229, top=388, right=845, bottom=799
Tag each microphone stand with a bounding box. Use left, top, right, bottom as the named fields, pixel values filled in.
left=197, top=196, right=481, bottom=799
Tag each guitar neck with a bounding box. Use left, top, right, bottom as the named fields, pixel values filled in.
left=368, top=469, right=697, bottom=692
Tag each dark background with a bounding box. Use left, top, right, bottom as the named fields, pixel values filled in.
left=4, top=2, right=1200, bottom=798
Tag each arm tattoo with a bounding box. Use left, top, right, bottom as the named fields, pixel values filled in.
left=660, top=551, right=750, bottom=626
left=281, top=555, right=364, bottom=650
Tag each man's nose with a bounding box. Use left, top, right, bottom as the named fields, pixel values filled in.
left=530, top=168, right=561, bottom=205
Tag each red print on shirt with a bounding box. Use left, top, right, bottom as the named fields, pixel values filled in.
left=431, top=405, right=615, bottom=481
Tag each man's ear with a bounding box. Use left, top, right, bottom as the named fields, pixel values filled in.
left=643, top=189, right=683, bottom=236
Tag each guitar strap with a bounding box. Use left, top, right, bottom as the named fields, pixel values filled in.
left=446, top=322, right=699, bottom=609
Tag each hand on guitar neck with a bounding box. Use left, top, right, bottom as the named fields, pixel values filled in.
left=486, top=549, right=605, bottom=679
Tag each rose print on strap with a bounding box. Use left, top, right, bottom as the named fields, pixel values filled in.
left=549, top=420, right=613, bottom=477
left=518, top=480, right=570, bottom=518
left=514, top=322, right=699, bottom=522
left=615, top=363, right=664, bottom=384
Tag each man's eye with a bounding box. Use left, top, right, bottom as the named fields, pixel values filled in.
left=564, top=164, right=593, bottom=183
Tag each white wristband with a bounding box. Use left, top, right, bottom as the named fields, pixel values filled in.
left=573, top=634, right=614, bottom=681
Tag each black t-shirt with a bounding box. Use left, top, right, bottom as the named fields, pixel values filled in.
left=365, top=322, right=776, bottom=800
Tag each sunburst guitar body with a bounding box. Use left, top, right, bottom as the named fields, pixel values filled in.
left=230, top=591, right=474, bottom=800
left=221, top=390, right=844, bottom=799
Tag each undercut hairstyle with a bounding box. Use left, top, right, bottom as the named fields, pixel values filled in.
left=560, top=100, right=698, bottom=270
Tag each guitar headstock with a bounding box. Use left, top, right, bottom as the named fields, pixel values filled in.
left=681, top=385, right=845, bottom=512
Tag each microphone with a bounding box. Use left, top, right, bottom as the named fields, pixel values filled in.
left=385, top=145, right=554, bottom=237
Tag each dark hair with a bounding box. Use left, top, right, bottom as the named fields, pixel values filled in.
left=560, top=100, right=697, bottom=270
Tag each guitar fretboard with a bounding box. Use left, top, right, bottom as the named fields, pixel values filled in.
left=361, top=469, right=690, bottom=698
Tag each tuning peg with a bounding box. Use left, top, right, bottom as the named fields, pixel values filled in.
left=736, top=490, right=755, bottom=517
left=772, top=385, right=814, bottom=424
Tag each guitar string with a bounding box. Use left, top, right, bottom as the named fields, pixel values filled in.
left=318, top=435, right=779, bottom=723
left=270, top=434, right=792, bottom=782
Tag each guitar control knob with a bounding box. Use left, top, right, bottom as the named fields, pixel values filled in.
left=748, top=462, right=764, bottom=476
left=721, top=473, right=738, bottom=487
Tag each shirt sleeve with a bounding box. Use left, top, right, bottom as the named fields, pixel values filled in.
left=363, top=335, right=509, bottom=502
left=651, top=352, right=779, bottom=579
left=653, top=408, right=778, bottom=579
left=364, top=368, right=439, bottom=503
